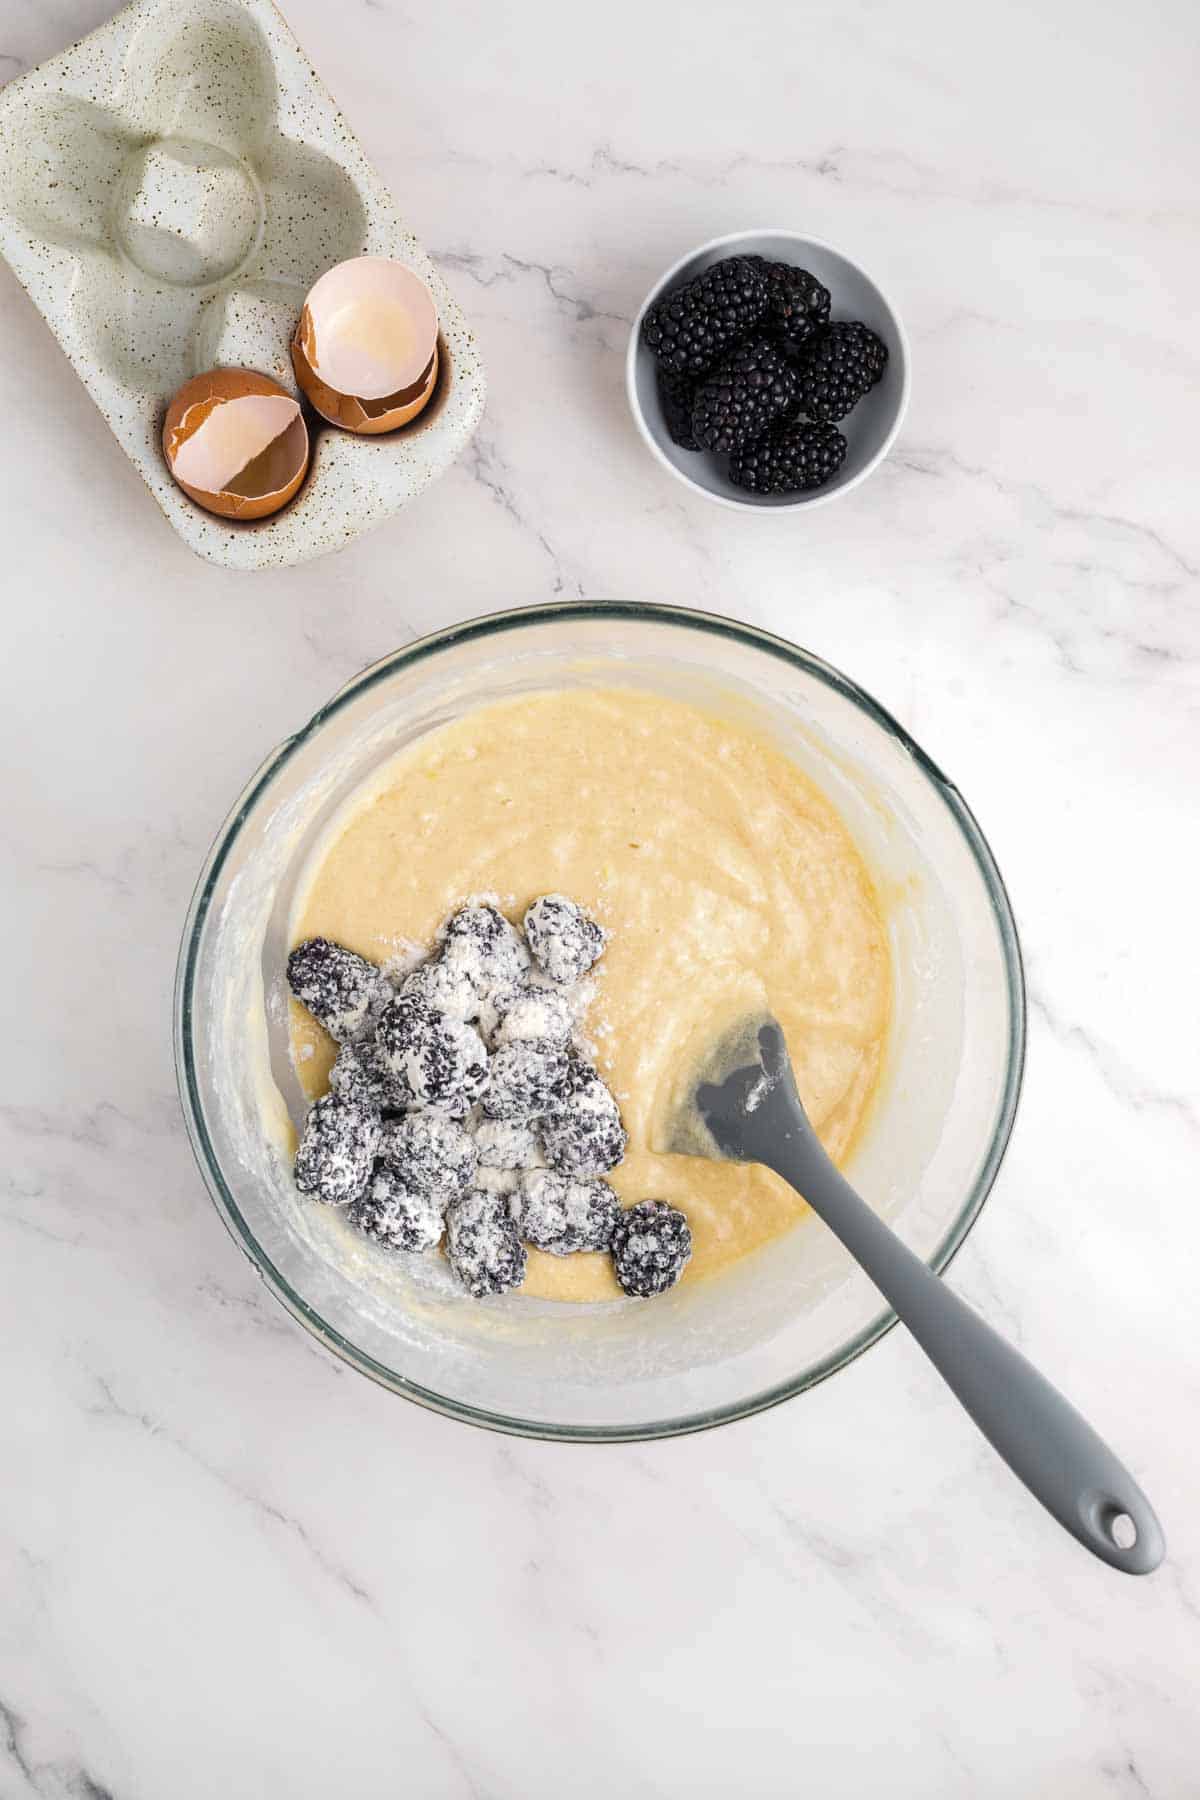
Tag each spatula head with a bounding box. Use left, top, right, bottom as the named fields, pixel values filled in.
left=675, top=1015, right=812, bottom=1166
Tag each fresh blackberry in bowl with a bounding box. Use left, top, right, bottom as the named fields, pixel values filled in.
left=611, top=1200, right=693, bottom=1298
left=641, top=255, right=770, bottom=377
left=747, top=257, right=831, bottom=346
left=729, top=421, right=848, bottom=496
left=691, top=336, right=798, bottom=455
left=792, top=322, right=888, bottom=422
left=656, top=368, right=700, bottom=451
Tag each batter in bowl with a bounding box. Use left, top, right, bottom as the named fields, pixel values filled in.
left=289, top=688, right=891, bottom=1302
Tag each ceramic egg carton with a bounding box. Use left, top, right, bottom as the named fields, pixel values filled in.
left=0, top=0, right=485, bottom=569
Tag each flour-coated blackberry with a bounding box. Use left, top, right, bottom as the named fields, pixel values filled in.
left=540, top=1061, right=627, bottom=1179
left=445, top=1190, right=527, bottom=1297
left=481, top=1039, right=569, bottom=1123
left=611, top=1200, right=692, bottom=1297
left=524, top=894, right=607, bottom=985
left=293, top=1090, right=380, bottom=1207
left=348, top=1168, right=445, bottom=1252
left=510, top=1169, right=621, bottom=1255
left=378, top=1112, right=477, bottom=1199
left=375, top=993, right=489, bottom=1108
left=286, top=938, right=388, bottom=1044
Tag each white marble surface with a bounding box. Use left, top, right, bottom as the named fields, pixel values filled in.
left=2, top=0, right=1198, bottom=1793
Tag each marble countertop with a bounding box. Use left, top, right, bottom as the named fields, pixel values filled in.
left=2, top=0, right=1197, bottom=1794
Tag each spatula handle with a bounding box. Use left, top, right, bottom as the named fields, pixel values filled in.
left=766, top=1125, right=1164, bottom=1574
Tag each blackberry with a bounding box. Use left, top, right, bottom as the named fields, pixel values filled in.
left=657, top=368, right=700, bottom=451
left=331, top=1035, right=444, bottom=1115
left=641, top=256, right=769, bottom=378
left=400, top=955, right=478, bottom=1021
left=473, top=1117, right=541, bottom=1171
left=445, top=1190, right=527, bottom=1297
left=473, top=979, right=531, bottom=1046
left=495, top=988, right=573, bottom=1047
left=409, top=1084, right=475, bottom=1123
left=348, top=1168, right=445, bottom=1253
left=746, top=257, right=831, bottom=346
left=792, top=322, right=888, bottom=422
left=346, top=1031, right=474, bottom=1118
left=286, top=937, right=388, bottom=1044
left=525, top=894, right=606, bottom=986
left=294, top=1090, right=380, bottom=1207
left=335, top=1038, right=415, bottom=1113
left=611, top=1200, right=692, bottom=1298
left=540, top=1061, right=627, bottom=1179
left=327, top=1042, right=383, bottom=1110
left=510, top=1170, right=622, bottom=1256
left=729, top=421, right=847, bottom=496
left=440, top=904, right=531, bottom=997
left=474, top=1166, right=522, bottom=1199
left=691, top=336, right=797, bottom=455
left=554, top=1054, right=601, bottom=1107
left=375, top=993, right=489, bottom=1109
left=481, top=1039, right=569, bottom=1123
left=378, top=1113, right=477, bottom=1199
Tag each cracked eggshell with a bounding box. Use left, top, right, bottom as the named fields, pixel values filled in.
left=162, top=367, right=310, bottom=520
left=292, top=256, right=440, bottom=434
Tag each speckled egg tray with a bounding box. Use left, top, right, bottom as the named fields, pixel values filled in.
left=0, top=0, right=485, bottom=569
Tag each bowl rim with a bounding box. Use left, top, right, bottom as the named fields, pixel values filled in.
left=625, top=227, right=912, bottom=513
left=175, top=598, right=1026, bottom=1442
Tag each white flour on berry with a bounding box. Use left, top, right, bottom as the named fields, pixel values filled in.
left=288, top=888, right=620, bottom=1297
left=474, top=1165, right=521, bottom=1197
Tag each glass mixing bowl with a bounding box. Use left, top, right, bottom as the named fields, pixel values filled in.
left=175, top=602, right=1025, bottom=1440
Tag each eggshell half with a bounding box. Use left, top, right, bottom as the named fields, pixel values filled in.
left=162, top=368, right=310, bottom=520
left=292, top=256, right=440, bottom=434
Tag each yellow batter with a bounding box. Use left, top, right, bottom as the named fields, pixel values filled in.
left=289, top=689, right=891, bottom=1301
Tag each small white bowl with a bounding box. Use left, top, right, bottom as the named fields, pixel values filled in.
left=626, top=229, right=910, bottom=512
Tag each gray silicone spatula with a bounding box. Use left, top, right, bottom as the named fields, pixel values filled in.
left=691, top=1019, right=1165, bottom=1574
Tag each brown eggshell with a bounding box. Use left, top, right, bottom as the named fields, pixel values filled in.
left=162, top=367, right=310, bottom=520
left=291, top=256, right=440, bottom=435
left=292, top=334, right=438, bottom=434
